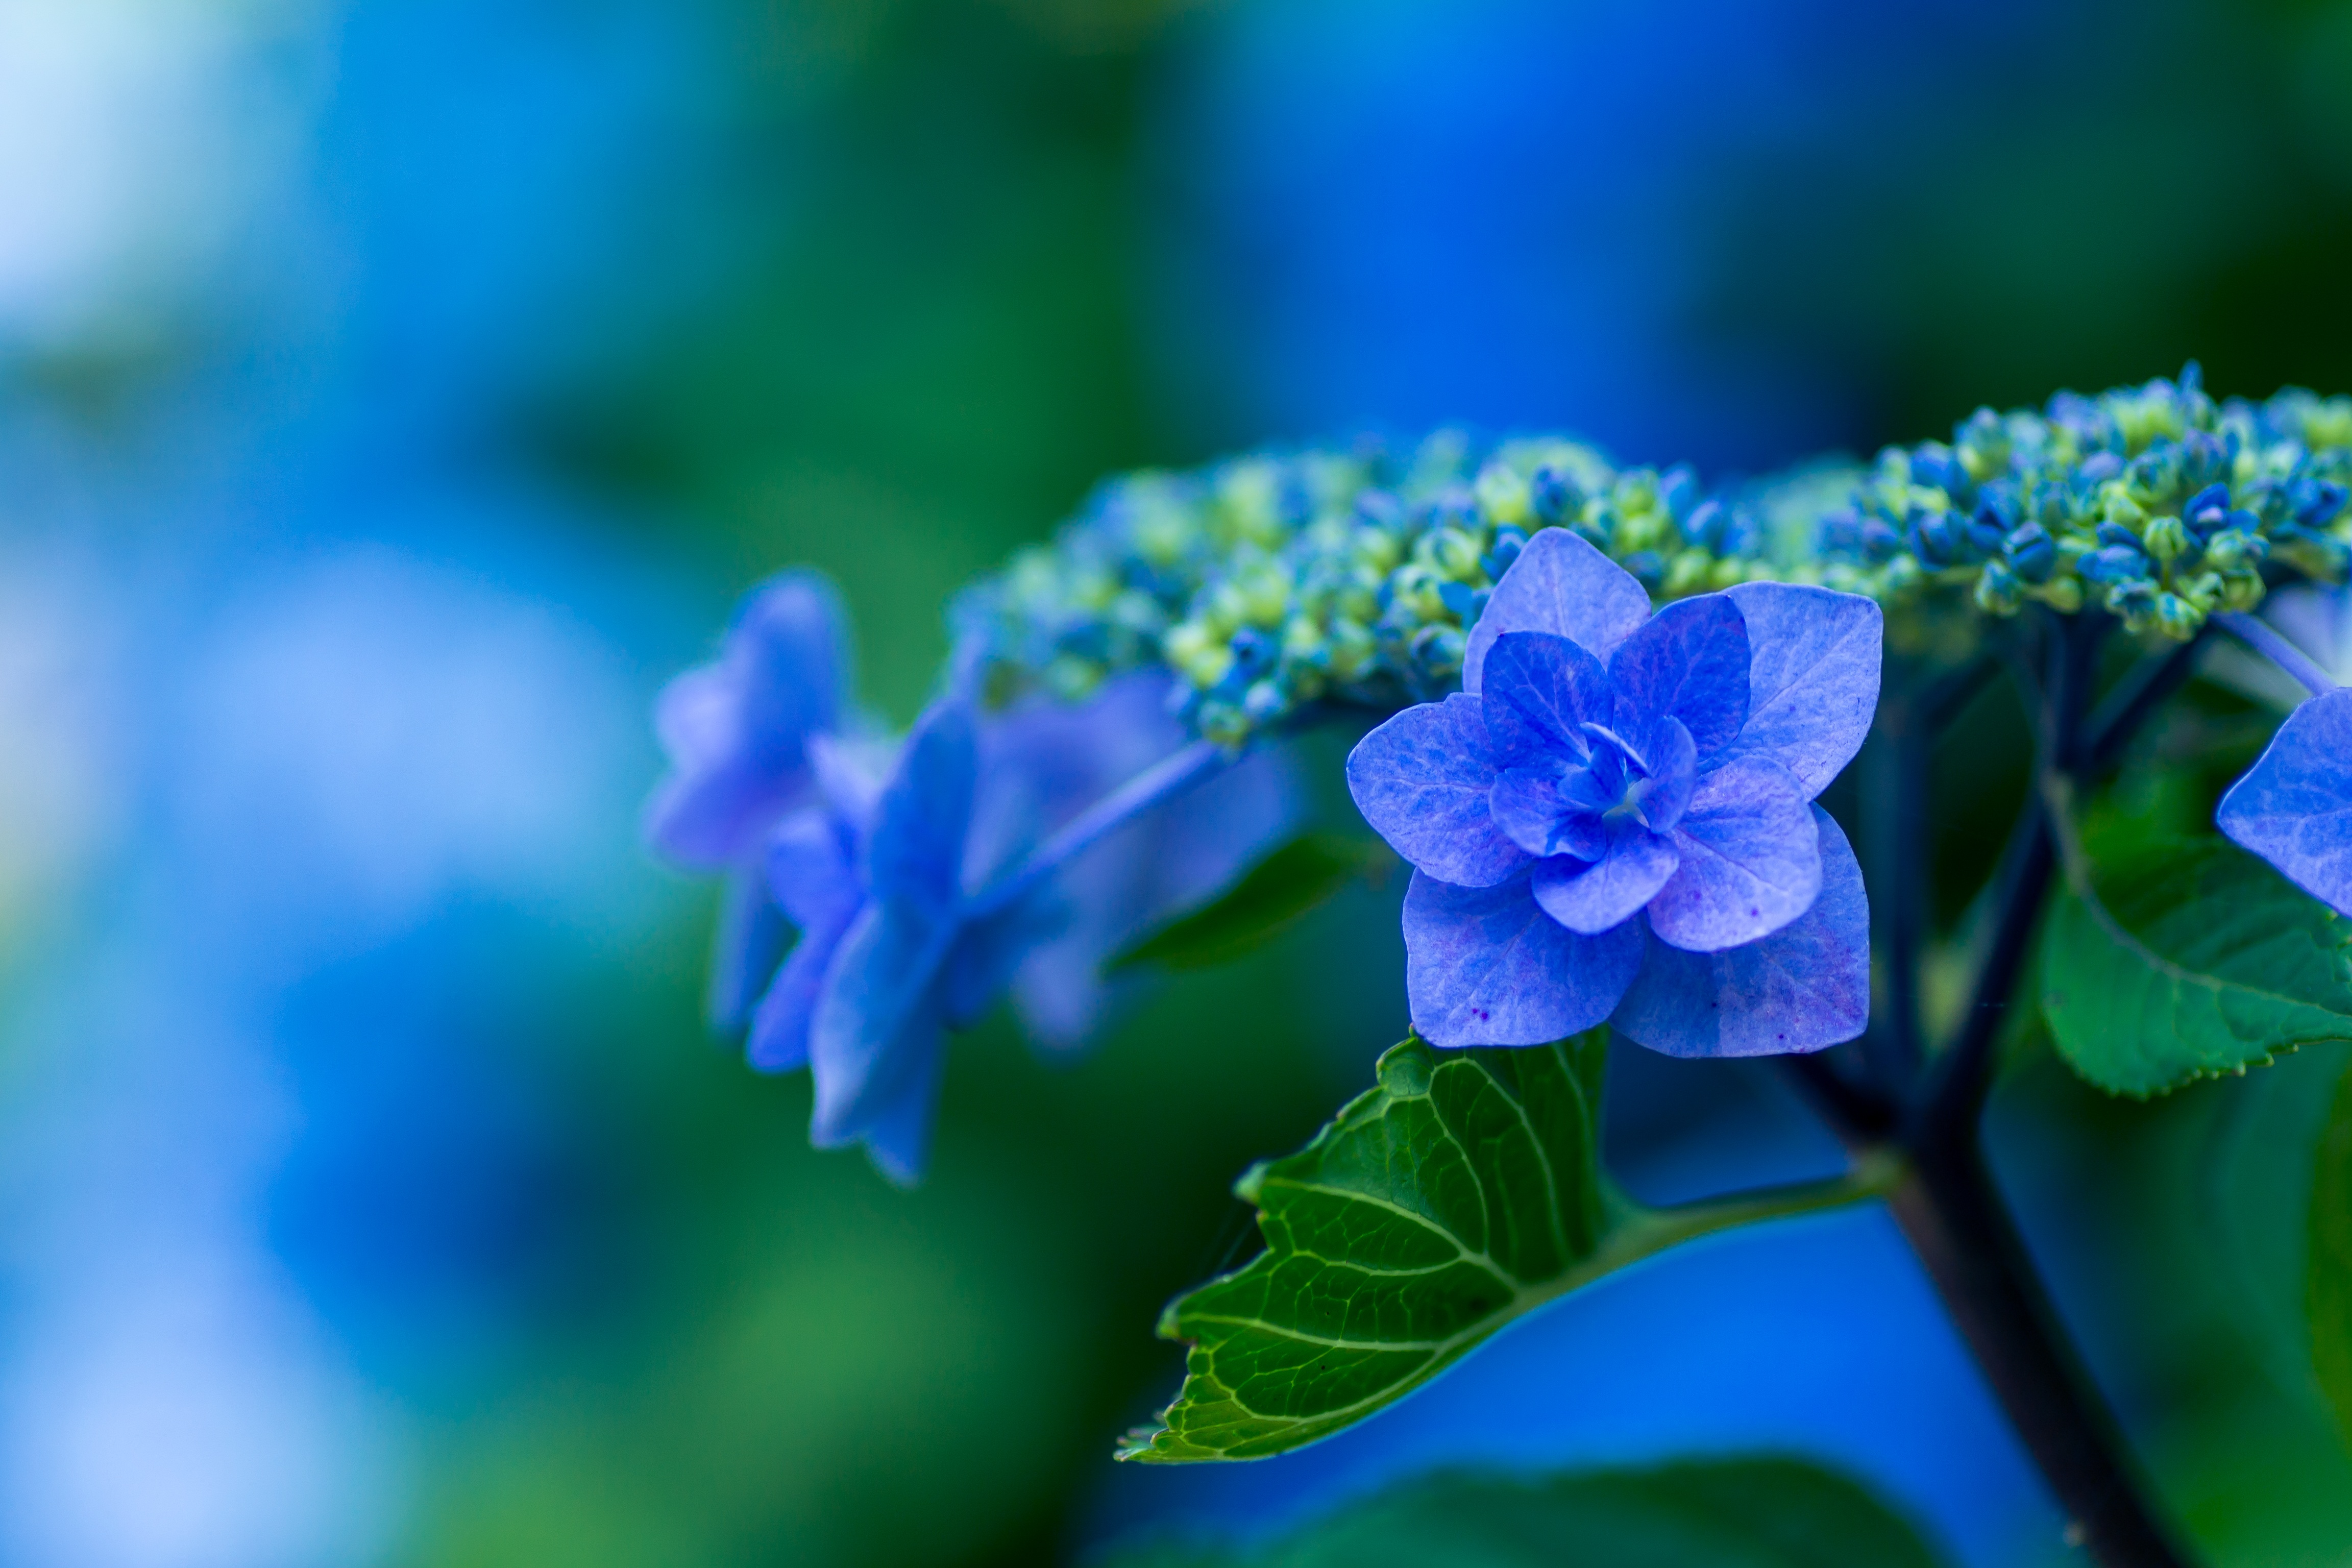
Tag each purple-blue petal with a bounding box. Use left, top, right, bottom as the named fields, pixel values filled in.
left=766, top=804, right=864, bottom=932
left=1530, top=829, right=1680, bottom=935
left=2218, top=688, right=2352, bottom=916
left=847, top=1038, right=946, bottom=1187
left=1463, top=528, right=1651, bottom=693
left=1607, top=592, right=1751, bottom=758
left=1638, top=715, right=1698, bottom=831
left=1346, top=694, right=1528, bottom=887
left=644, top=571, right=850, bottom=867
left=1402, top=870, right=1644, bottom=1047
left=809, top=899, right=956, bottom=1146
left=745, top=903, right=859, bottom=1072
left=866, top=693, right=977, bottom=913
left=1490, top=761, right=1607, bottom=860
left=1613, top=806, right=1870, bottom=1058
left=1717, top=583, right=1884, bottom=798
left=707, top=867, right=792, bottom=1032
left=1647, top=755, right=1822, bottom=951
left=1012, top=740, right=1301, bottom=1051
left=1480, top=632, right=1612, bottom=760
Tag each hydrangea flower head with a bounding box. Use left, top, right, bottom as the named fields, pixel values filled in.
left=1346, top=529, right=1880, bottom=1055
left=751, top=671, right=1297, bottom=1182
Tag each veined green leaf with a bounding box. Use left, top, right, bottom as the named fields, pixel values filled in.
left=1111, top=833, right=1394, bottom=974
left=1102, top=1456, right=1950, bottom=1568
left=1120, top=1033, right=1890, bottom=1462
left=2040, top=835, right=2352, bottom=1097
left=2311, top=1064, right=2352, bottom=1452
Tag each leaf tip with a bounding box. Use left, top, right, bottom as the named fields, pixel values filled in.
left=1375, top=1037, right=1434, bottom=1097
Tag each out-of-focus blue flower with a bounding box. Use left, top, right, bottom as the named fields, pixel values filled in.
left=643, top=571, right=852, bottom=1027
left=714, top=665, right=1297, bottom=1181
left=1345, top=530, right=1877, bottom=1054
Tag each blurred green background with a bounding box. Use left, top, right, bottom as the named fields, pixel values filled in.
left=3, top=1, right=2352, bottom=1565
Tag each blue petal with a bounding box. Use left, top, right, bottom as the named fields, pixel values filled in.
left=766, top=804, right=863, bottom=931
left=644, top=571, right=850, bottom=867
left=707, top=866, right=792, bottom=1032
left=852, top=1041, right=946, bottom=1187
left=745, top=903, right=859, bottom=1072
left=2218, top=688, right=2352, bottom=916
left=1613, top=806, right=1870, bottom=1058
left=1607, top=593, right=1751, bottom=757
left=1490, top=760, right=1608, bottom=860
left=1530, top=829, right=1680, bottom=935
left=1648, top=755, right=1822, bottom=951
left=1717, top=583, right=1883, bottom=798
left=1402, top=870, right=1644, bottom=1046
left=866, top=693, right=977, bottom=913
left=1637, top=715, right=1698, bottom=831
left=1480, top=631, right=1613, bottom=759
left=809, top=900, right=957, bottom=1145
left=1462, top=528, right=1652, bottom=694
left=1347, top=694, right=1529, bottom=887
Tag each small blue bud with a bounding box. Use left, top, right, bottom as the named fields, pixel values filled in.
left=2182, top=482, right=2231, bottom=536
left=2094, top=521, right=2146, bottom=552
left=2079, top=452, right=2124, bottom=484
left=1437, top=580, right=1479, bottom=620
left=1660, top=465, right=1701, bottom=524
left=2296, top=480, right=2349, bottom=529
left=1964, top=508, right=2007, bottom=558
left=1530, top=465, right=1582, bottom=526
left=2082, top=546, right=2151, bottom=586
left=1482, top=527, right=1528, bottom=579
left=1230, top=626, right=1274, bottom=677
left=1911, top=512, right=1959, bottom=566
left=1355, top=490, right=1404, bottom=530
left=2004, top=523, right=2057, bottom=583
left=1684, top=498, right=1728, bottom=552
left=1859, top=518, right=1904, bottom=562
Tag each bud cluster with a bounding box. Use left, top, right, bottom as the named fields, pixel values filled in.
left=955, top=429, right=1781, bottom=745
left=1814, top=368, right=2352, bottom=643
left=954, top=370, right=2352, bottom=746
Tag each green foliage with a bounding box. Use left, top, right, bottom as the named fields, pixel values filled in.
left=2310, top=1064, right=2352, bottom=1454
left=2040, top=835, right=2352, bottom=1096
left=1101, top=1457, right=1949, bottom=1568
left=1113, top=834, right=1394, bottom=974
left=1120, top=1034, right=1889, bottom=1462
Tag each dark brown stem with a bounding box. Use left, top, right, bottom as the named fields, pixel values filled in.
left=1795, top=612, right=2197, bottom=1567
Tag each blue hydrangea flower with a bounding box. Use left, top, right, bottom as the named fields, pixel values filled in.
left=752, top=671, right=1297, bottom=1181
left=643, top=571, right=851, bottom=1028
left=1345, top=529, right=1879, bottom=1055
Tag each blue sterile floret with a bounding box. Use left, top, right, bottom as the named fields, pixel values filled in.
left=648, top=576, right=1298, bottom=1181
left=1342, top=530, right=1882, bottom=1058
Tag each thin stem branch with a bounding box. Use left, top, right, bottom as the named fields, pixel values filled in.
left=2214, top=609, right=2336, bottom=699
left=965, top=739, right=1228, bottom=920
left=1786, top=610, right=2197, bottom=1565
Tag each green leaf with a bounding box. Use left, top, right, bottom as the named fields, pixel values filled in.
left=1101, top=1456, right=1951, bottom=1568
left=1111, top=833, right=1394, bottom=974
left=2311, top=1063, right=2352, bottom=1452
left=2040, top=835, right=2352, bottom=1097
left=1120, top=1034, right=1890, bottom=1462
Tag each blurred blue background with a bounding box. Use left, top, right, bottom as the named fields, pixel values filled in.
left=3, top=1, right=2351, bottom=1564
